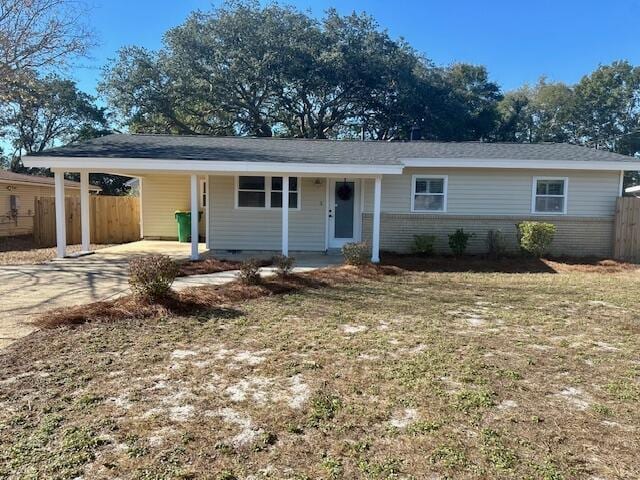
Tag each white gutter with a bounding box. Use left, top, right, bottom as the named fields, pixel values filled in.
left=401, top=158, right=640, bottom=171
left=23, top=156, right=404, bottom=176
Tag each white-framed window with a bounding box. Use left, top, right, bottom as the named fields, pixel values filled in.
left=236, top=176, right=300, bottom=209
left=199, top=179, right=207, bottom=209
left=532, top=177, right=568, bottom=214
left=411, top=175, right=448, bottom=212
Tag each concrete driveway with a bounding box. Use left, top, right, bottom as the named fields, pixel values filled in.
left=0, top=241, right=207, bottom=349
left=0, top=241, right=340, bottom=349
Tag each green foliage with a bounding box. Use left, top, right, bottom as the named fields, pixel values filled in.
left=410, top=234, right=436, bottom=256
left=453, top=388, right=495, bottom=413
left=342, top=242, right=371, bottom=265
left=322, top=456, right=343, bottom=479
left=238, top=258, right=262, bottom=285
left=448, top=228, right=472, bottom=256
left=430, top=443, right=468, bottom=469
left=481, top=428, right=518, bottom=471
left=486, top=229, right=506, bottom=259
left=309, top=392, right=342, bottom=425
left=517, top=221, right=556, bottom=257
left=272, top=254, right=296, bottom=277
left=128, top=254, right=179, bottom=300
left=3, top=75, right=109, bottom=173
left=99, top=2, right=503, bottom=141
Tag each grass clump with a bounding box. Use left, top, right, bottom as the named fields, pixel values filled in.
left=453, top=388, right=495, bottom=413
left=430, top=443, right=468, bottom=469
left=481, top=428, right=518, bottom=471
left=309, top=392, right=342, bottom=425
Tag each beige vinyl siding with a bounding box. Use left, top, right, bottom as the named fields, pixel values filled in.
left=209, top=176, right=326, bottom=251
left=363, top=168, right=620, bottom=217
left=0, top=183, right=80, bottom=237
left=140, top=174, right=205, bottom=239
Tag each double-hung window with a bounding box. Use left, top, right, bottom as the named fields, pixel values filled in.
left=237, top=176, right=299, bottom=209
left=411, top=175, right=448, bottom=212
left=532, top=177, right=568, bottom=214
left=270, top=176, right=298, bottom=208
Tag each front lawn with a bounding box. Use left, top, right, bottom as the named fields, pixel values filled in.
left=1, top=264, right=639, bottom=479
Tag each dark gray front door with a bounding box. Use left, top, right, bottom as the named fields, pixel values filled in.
left=334, top=181, right=355, bottom=239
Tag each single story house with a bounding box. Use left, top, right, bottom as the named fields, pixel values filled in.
left=23, top=134, right=640, bottom=261
left=0, top=170, right=100, bottom=238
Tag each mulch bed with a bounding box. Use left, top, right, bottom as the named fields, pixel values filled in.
left=381, top=252, right=640, bottom=274
left=33, top=264, right=402, bottom=329
left=177, top=257, right=271, bottom=276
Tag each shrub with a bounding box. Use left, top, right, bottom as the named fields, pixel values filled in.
left=448, top=229, right=472, bottom=256
left=272, top=254, right=296, bottom=276
left=128, top=254, right=178, bottom=301
left=486, top=229, right=506, bottom=259
left=238, top=258, right=262, bottom=285
left=517, top=221, right=556, bottom=257
left=411, top=234, right=436, bottom=256
left=341, top=242, right=371, bottom=265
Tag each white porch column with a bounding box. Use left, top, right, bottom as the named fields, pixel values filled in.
left=54, top=170, right=67, bottom=258
left=371, top=175, right=382, bottom=263
left=282, top=175, right=289, bottom=256
left=190, top=174, right=199, bottom=260
left=80, top=171, right=91, bottom=253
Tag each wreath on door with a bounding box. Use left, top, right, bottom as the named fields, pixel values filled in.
left=337, top=181, right=353, bottom=201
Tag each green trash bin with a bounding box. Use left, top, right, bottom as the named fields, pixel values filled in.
left=175, top=211, right=202, bottom=243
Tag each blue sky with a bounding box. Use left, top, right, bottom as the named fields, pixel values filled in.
left=76, top=0, right=640, bottom=97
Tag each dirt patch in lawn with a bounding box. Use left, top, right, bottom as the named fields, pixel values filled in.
left=177, top=257, right=271, bottom=277
left=382, top=252, right=640, bottom=274
left=1, top=268, right=639, bottom=479
left=0, top=235, right=114, bottom=265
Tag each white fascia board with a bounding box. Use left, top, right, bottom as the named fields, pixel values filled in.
left=625, top=185, right=640, bottom=193
left=23, top=156, right=403, bottom=176
left=401, top=158, right=640, bottom=171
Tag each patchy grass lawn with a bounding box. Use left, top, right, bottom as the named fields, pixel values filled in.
left=1, top=266, right=639, bottom=479
left=0, top=236, right=114, bottom=265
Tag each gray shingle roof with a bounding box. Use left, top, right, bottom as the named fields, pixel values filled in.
left=31, top=133, right=637, bottom=165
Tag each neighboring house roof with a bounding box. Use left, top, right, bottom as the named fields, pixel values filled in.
left=0, top=170, right=101, bottom=191
left=29, top=133, right=638, bottom=165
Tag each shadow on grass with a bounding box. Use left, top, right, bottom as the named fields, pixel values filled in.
left=33, top=265, right=401, bottom=330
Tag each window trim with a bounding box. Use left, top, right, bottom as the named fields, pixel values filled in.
left=234, top=175, right=301, bottom=210
left=531, top=176, right=568, bottom=215
left=410, top=175, right=448, bottom=213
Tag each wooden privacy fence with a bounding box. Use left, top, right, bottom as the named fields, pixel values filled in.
left=33, top=196, right=140, bottom=247
left=614, top=197, right=640, bottom=261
